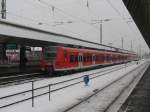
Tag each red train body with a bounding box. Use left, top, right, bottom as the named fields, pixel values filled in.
left=40, top=46, right=136, bottom=74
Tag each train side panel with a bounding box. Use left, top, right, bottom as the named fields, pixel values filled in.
left=41, top=46, right=137, bottom=74
left=54, top=47, right=79, bottom=71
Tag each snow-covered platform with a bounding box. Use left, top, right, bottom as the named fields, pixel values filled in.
left=118, top=61, right=150, bottom=112
left=0, top=60, right=149, bottom=112
left=64, top=60, right=149, bottom=112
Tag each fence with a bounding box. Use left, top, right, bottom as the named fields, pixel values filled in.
left=0, top=62, right=136, bottom=109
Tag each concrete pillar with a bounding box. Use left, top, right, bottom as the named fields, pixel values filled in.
left=20, top=46, right=26, bottom=68
left=0, top=43, right=7, bottom=63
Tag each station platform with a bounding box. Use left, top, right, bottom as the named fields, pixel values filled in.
left=119, top=65, right=150, bottom=112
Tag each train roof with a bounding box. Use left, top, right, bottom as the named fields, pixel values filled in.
left=45, top=46, right=137, bottom=55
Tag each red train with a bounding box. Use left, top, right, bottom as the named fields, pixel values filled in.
left=40, top=46, right=137, bottom=75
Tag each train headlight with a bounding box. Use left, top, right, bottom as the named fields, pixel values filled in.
left=41, top=67, right=45, bottom=71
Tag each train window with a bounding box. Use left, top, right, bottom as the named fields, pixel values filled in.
left=70, top=55, right=75, bottom=63
left=108, top=56, right=110, bottom=61
left=110, top=55, right=112, bottom=61
left=78, top=55, right=81, bottom=62
left=81, top=56, right=83, bottom=62
left=94, top=55, right=96, bottom=61
left=78, top=56, right=80, bottom=62
left=78, top=55, right=83, bottom=62
left=106, top=55, right=111, bottom=61
left=44, top=46, right=57, bottom=60
left=110, top=56, right=112, bottom=61
left=45, top=46, right=58, bottom=51
left=106, top=55, right=108, bottom=61
left=95, top=56, right=97, bottom=61
left=83, top=56, right=86, bottom=62
left=44, top=52, right=56, bottom=60
left=93, top=55, right=96, bottom=61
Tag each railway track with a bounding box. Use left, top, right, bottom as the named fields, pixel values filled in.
left=0, top=61, right=136, bottom=109
left=0, top=62, right=133, bottom=87
left=62, top=61, right=148, bottom=112
left=0, top=72, right=45, bottom=87
left=49, top=63, right=131, bottom=92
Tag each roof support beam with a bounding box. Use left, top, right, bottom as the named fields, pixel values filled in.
left=123, top=0, right=150, bottom=48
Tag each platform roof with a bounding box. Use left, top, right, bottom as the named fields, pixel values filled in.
left=0, top=19, right=135, bottom=54
left=123, top=0, right=150, bottom=48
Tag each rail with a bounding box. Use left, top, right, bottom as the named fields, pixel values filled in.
left=63, top=61, right=148, bottom=112
left=103, top=64, right=149, bottom=112
left=0, top=62, right=136, bottom=109
left=0, top=72, right=43, bottom=86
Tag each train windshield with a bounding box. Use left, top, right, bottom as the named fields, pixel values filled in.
left=44, top=46, right=58, bottom=61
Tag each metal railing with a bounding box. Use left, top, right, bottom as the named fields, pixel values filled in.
left=0, top=62, right=136, bottom=109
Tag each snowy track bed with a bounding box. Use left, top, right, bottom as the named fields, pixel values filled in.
left=0, top=60, right=147, bottom=112
left=64, top=61, right=149, bottom=112
left=0, top=72, right=45, bottom=87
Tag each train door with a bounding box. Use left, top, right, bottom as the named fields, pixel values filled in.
left=78, top=53, right=83, bottom=69
left=104, top=53, right=106, bottom=64
left=110, top=54, right=113, bottom=64
left=92, top=54, right=96, bottom=65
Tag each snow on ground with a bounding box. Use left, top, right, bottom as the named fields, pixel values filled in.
left=107, top=62, right=149, bottom=112
left=0, top=63, right=128, bottom=97
left=67, top=60, right=149, bottom=112
left=0, top=60, right=147, bottom=112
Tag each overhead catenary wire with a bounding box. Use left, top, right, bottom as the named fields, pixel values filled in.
left=7, top=11, right=89, bottom=38
left=5, top=0, right=139, bottom=52
left=29, top=0, right=136, bottom=49
left=36, top=0, right=100, bottom=30
left=105, top=0, right=125, bottom=20
left=7, top=0, right=105, bottom=42
left=7, top=0, right=106, bottom=40
left=104, top=0, right=140, bottom=51
left=9, top=0, right=130, bottom=37
left=105, top=0, right=138, bottom=37
left=7, top=12, right=44, bottom=24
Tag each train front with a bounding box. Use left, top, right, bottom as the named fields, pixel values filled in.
left=40, top=46, right=58, bottom=75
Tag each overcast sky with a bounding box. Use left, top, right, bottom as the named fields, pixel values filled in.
left=3, top=0, right=150, bottom=54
